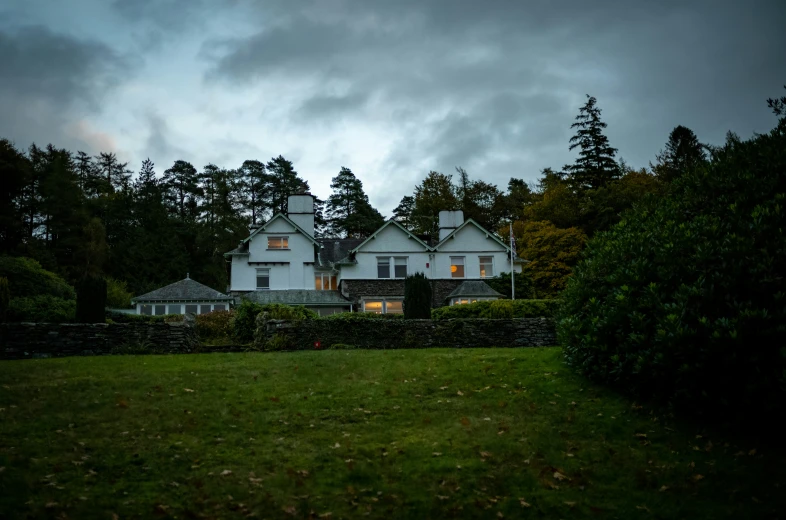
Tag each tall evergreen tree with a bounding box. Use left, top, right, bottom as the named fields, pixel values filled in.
left=265, top=155, right=309, bottom=215
left=326, top=167, right=384, bottom=238
left=565, top=95, right=619, bottom=190
left=95, top=152, right=132, bottom=192
left=237, top=159, right=269, bottom=225
left=0, top=139, right=31, bottom=253
left=392, top=195, right=415, bottom=229
left=162, top=160, right=201, bottom=221
left=503, top=178, right=534, bottom=222
left=653, top=125, right=707, bottom=182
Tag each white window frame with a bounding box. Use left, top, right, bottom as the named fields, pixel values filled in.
left=450, top=256, right=465, bottom=279
left=479, top=256, right=494, bottom=279
left=362, top=299, right=404, bottom=314
left=393, top=257, right=408, bottom=279
left=267, top=236, right=289, bottom=250
left=377, top=257, right=391, bottom=279
left=315, top=272, right=337, bottom=290
left=256, top=268, right=270, bottom=290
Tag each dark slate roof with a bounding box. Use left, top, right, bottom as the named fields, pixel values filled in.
left=316, top=238, right=363, bottom=268
left=241, top=290, right=351, bottom=306
left=132, top=278, right=233, bottom=303
left=446, top=281, right=504, bottom=299
left=224, top=243, right=249, bottom=256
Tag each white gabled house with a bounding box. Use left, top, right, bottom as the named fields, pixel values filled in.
left=223, top=194, right=526, bottom=315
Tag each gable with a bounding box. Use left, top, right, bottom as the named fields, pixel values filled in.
left=436, top=220, right=509, bottom=252
left=351, top=220, right=432, bottom=253
left=242, top=213, right=319, bottom=246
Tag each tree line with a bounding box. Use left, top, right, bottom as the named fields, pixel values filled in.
left=0, top=94, right=709, bottom=297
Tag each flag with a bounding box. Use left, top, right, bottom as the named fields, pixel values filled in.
left=509, top=224, right=517, bottom=259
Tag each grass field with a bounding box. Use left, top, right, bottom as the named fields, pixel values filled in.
left=0, top=348, right=783, bottom=519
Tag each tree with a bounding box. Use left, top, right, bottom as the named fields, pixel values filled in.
left=411, top=171, right=459, bottom=239
left=326, top=167, right=384, bottom=238
left=653, top=125, right=707, bottom=183
left=404, top=272, right=432, bottom=319
left=75, top=274, right=106, bottom=323
left=74, top=151, right=99, bottom=195
left=502, top=178, right=534, bottom=222
left=162, top=160, right=201, bottom=221
left=265, top=156, right=309, bottom=215
left=392, top=195, right=415, bottom=229
left=237, top=160, right=269, bottom=225
left=95, top=152, right=132, bottom=192
left=0, top=139, right=31, bottom=253
left=565, top=95, right=619, bottom=190
left=501, top=220, right=587, bottom=298
left=524, top=168, right=583, bottom=230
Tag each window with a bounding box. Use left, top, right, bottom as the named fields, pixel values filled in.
left=315, top=273, right=338, bottom=290
left=168, top=304, right=182, bottom=314
left=154, top=305, right=166, bottom=315
left=450, top=257, right=465, bottom=278
left=267, top=236, right=288, bottom=249
left=214, top=304, right=226, bottom=311
left=256, top=268, right=270, bottom=290
left=479, top=256, right=494, bottom=278
left=185, top=304, right=198, bottom=314
left=394, top=257, right=408, bottom=278
left=200, top=304, right=212, bottom=314
left=377, top=258, right=390, bottom=279
left=363, top=299, right=403, bottom=314
left=140, top=304, right=152, bottom=315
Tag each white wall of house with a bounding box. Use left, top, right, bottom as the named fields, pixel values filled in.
left=433, top=223, right=521, bottom=279
left=339, top=224, right=432, bottom=280
left=230, top=216, right=317, bottom=291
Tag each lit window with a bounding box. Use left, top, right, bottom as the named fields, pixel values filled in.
left=364, top=300, right=384, bottom=314
left=154, top=305, right=166, bottom=315
left=377, top=258, right=390, bottom=279
left=256, top=268, right=270, bottom=290
left=140, top=304, right=152, bottom=315
left=168, top=304, right=182, bottom=314
left=185, top=304, right=198, bottom=314
left=450, top=257, right=465, bottom=278
left=385, top=301, right=403, bottom=314
left=394, top=257, right=407, bottom=278
left=479, top=256, right=494, bottom=278
left=267, top=236, right=289, bottom=249
left=200, top=304, right=212, bottom=314
left=315, top=273, right=338, bottom=290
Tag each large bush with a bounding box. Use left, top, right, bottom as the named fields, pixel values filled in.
left=0, top=277, right=9, bottom=322
left=404, top=272, right=431, bottom=319
left=8, top=296, right=76, bottom=323
left=106, top=278, right=134, bottom=308
left=76, top=275, right=107, bottom=323
left=195, top=310, right=234, bottom=342
left=232, top=301, right=317, bottom=342
left=484, top=271, right=535, bottom=300
left=0, top=256, right=75, bottom=300
left=558, top=117, right=786, bottom=419
left=431, top=299, right=560, bottom=320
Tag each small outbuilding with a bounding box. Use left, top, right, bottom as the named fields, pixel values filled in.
left=446, top=280, right=504, bottom=306
left=131, top=275, right=234, bottom=316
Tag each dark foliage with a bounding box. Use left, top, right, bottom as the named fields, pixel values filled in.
left=8, top=295, right=75, bottom=323
left=75, top=275, right=107, bottom=323
left=558, top=116, right=786, bottom=421
left=232, top=300, right=317, bottom=342
left=0, top=277, right=9, bottom=322
left=485, top=271, right=535, bottom=300
left=431, top=299, right=559, bottom=320
left=0, top=256, right=75, bottom=300
left=404, top=272, right=432, bottom=319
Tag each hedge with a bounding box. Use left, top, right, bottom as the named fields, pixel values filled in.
left=431, top=299, right=560, bottom=320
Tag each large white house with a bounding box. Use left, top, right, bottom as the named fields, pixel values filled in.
left=223, top=194, right=525, bottom=315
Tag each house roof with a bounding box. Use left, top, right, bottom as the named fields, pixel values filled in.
left=240, top=213, right=319, bottom=246
left=350, top=219, right=433, bottom=253
left=240, top=290, right=351, bottom=306
left=224, top=243, right=249, bottom=256
left=316, top=238, right=364, bottom=268
left=434, top=218, right=509, bottom=251
left=132, top=277, right=233, bottom=303
left=446, top=280, right=504, bottom=299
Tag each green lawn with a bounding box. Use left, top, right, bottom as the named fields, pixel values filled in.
left=0, top=348, right=782, bottom=519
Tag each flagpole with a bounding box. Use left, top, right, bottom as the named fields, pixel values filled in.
left=510, top=220, right=515, bottom=301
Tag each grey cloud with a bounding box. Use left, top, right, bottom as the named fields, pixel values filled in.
left=296, top=92, right=369, bottom=120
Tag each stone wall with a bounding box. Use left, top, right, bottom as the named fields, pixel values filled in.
left=340, top=278, right=478, bottom=307
left=256, top=317, right=556, bottom=350
left=0, top=321, right=200, bottom=360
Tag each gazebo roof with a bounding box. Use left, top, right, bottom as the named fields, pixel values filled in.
left=446, top=280, right=504, bottom=299
left=132, top=277, right=233, bottom=303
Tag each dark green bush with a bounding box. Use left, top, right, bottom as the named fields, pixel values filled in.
left=0, top=277, right=9, bottom=323
left=431, top=299, right=560, bottom=320
left=76, top=275, right=107, bottom=323
left=485, top=271, right=536, bottom=300
left=320, top=312, right=405, bottom=321
left=106, top=277, right=133, bottom=308
left=195, top=310, right=234, bottom=342
left=404, top=272, right=432, bottom=319
left=232, top=300, right=317, bottom=341
left=7, top=296, right=76, bottom=323
left=558, top=117, right=786, bottom=419
left=0, top=256, right=75, bottom=300
left=104, top=310, right=169, bottom=323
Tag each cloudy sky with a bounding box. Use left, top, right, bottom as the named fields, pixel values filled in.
left=2, top=0, right=784, bottom=214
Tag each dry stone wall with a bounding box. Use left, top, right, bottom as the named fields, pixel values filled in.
left=255, top=317, right=556, bottom=350
left=0, top=322, right=199, bottom=360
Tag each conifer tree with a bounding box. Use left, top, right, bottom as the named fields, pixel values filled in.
left=265, top=156, right=309, bottom=215
left=392, top=196, right=415, bottom=229
left=238, top=159, right=269, bottom=225
left=565, top=95, right=619, bottom=190
left=162, top=160, right=201, bottom=221
left=326, top=167, right=384, bottom=238
left=653, top=125, right=707, bottom=182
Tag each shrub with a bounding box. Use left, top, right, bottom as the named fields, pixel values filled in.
left=7, top=296, right=76, bottom=323
left=195, top=310, right=234, bottom=342
left=320, top=312, right=405, bottom=321
left=76, top=275, right=107, bottom=323
left=233, top=300, right=317, bottom=342
left=484, top=271, right=535, bottom=300
left=431, top=299, right=560, bottom=320
left=106, top=278, right=134, bottom=308
left=0, top=256, right=75, bottom=300
left=0, top=277, right=9, bottom=323
left=404, top=272, right=432, bottom=319
left=104, top=310, right=168, bottom=323
left=558, top=116, right=786, bottom=420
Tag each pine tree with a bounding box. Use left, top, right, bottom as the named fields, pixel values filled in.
left=565, top=95, right=619, bottom=190
left=0, top=139, right=31, bottom=253
left=265, top=156, right=309, bottom=215
left=162, top=160, right=201, bottom=221
left=326, top=167, right=384, bottom=238
left=392, top=196, right=415, bottom=229
left=653, top=125, right=707, bottom=182
left=95, top=152, right=132, bottom=192
left=238, top=160, right=269, bottom=225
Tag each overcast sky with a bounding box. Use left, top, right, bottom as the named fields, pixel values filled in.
left=2, top=0, right=784, bottom=214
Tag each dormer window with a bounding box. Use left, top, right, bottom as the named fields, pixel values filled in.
left=268, top=236, right=289, bottom=249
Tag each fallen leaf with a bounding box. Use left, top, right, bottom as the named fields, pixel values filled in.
left=332, top=443, right=341, bottom=449
left=635, top=433, right=647, bottom=438
left=183, top=389, right=194, bottom=393
left=432, top=452, right=442, bottom=457
left=659, top=485, right=669, bottom=492
left=436, top=495, right=449, bottom=500
left=440, top=386, right=448, bottom=390
left=549, top=401, right=557, bottom=405
left=636, top=505, right=651, bottom=512
left=519, top=498, right=531, bottom=507
left=749, top=449, right=757, bottom=456
left=270, top=397, right=280, bottom=402
left=220, top=470, right=233, bottom=476
left=480, top=451, right=492, bottom=459
left=564, top=501, right=576, bottom=507
left=45, top=502, right=58, bottom=508
left=553, top=471, right=570, bottom=481
left=457, top=390, right=464, bottom=396
left=282, top=505, right=297, bottom=516
left=692, top=474, right=704, bottom=481
left=460, top=417, right=471, bottom=426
